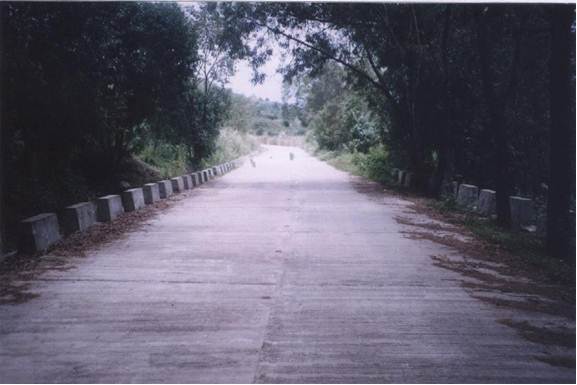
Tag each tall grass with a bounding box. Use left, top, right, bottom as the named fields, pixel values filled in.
left=136, top=142, right=188, bottom=178
left=309, top=141, right=394, bottom=185
left=199, top=127, right=260, bottom=168
left=136, top=128, right=259, bottom=178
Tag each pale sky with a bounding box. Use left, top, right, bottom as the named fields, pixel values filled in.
left=227, top=49, right=285, bottom=103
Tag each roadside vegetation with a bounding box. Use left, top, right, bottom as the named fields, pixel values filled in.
left=210, top=2, right=575, bottom=263
left=0, top=3, right=254, bottom=250
left=2, top=2, right=574, bottom=268
left=198, top=128, right=260, bottom=169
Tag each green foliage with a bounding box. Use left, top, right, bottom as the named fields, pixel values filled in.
left=352, top=145, right=392, bottom=184
left=2, top=2, right=199, bottom=175
left=136, top=143, right=189, bottom=179
left=313, top=144, right=393, bottom=185
left=223, top=93, right=306, bottom=137
left=199, top=128, right=260, bottom=168
left=0, top=2, right=233, bottom=247
left=303, top=64, right=383, bottom=153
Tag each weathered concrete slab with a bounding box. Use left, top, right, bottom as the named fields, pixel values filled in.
left=96, top=195, right=124, bottom=222
left=121, top=188, right=145, bottom=212
left=19, top=213, right=61, bottom=253
left=171, top=177, right=184, bottom=193
left=477, top=189, right=496, bottom=216
left=0, top=145, right=573, bottom=383
left=61, top=202, right=97, bottom=235
left=158, top=180, right=173, bottom=199
left=510, top=196, right=536, bottom=231
left=143, top=183, right=160, bottom=204
left=182, top=175, right=192, bottom=190
left=456, top=184, right=479, bottom=210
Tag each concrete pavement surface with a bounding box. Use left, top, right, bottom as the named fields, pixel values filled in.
left=0, top=145, right=574, bottom=383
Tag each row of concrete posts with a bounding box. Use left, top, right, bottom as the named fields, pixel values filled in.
left=18, top=161, right=239, bottom=254
left=452, top=183, right=540, bottom=232
left=391, top=169, right=540, bottom=233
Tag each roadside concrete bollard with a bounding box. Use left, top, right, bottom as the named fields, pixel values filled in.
left=143, top=183, right=160, bottom=204
left=203, top=170, right=210, bottom=181
left=62, top=202, right=96, bottom=235
left=397, top=170, right=405, bottom=185
left=456, top=184, right=479, bottom=210
left=158, top=180, right=173, bottom=199
left=476, top=189, right=496, bottom=216
left=451, top=181, right=459, bottom=198
left=121, top=188, right=145, bottom=212
left=403, top=172, right=413, bottom=188
left=19, top=213, right=61, bottom=253
left=182, top=175, right=192, bottom=190
left=391, top=168, right=400, bottom=182
left=171, top=177, right=184, bottom=193
left=96, top=195, right=124, bottom=222
left=510, top=196, right=536, bottom=231
left=191, top=173, right=200, bottom=186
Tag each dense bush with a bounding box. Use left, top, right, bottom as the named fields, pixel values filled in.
left=136, top=143, right=189, bottom=179
left=0, top=2, right=231, bottom=248
left=352, top=145, right=392, bottom=184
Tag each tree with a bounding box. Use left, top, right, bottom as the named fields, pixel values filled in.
left=0, top=2, right=200, bottom=247
left=183, top=4, right=235, bottom=164
left=546, top=4, right=575, bottom=262
left=214, top=3, right=571, bottom=228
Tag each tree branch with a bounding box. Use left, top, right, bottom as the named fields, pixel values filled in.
left=254, top=20, right=398, bottom=105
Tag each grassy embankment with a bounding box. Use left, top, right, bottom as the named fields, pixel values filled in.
left=306, top=140, right=394, bottom=185
left=136, top=128, right=259, bottom=178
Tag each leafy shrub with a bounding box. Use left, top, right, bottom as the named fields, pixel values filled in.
left=136, top=142, right=188, bottom=178
left=352, top=144, right=392, bottom=184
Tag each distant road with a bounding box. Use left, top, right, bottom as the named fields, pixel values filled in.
left=0, top=145, right=573, bottom=383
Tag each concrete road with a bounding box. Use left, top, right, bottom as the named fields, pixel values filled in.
left=0, top=145, right=574, bottom=383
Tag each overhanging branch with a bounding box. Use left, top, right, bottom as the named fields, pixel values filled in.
left=253, top=20, right=398, bottom=105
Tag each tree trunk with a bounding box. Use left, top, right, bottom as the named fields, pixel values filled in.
left=476, top=8, right=512, bottom=227
left=546, top=4, right=574, bottom=262
left=492, top=110, right=512, bottom=227
left=431, top=5, right=454, bottom=197
left=0, top=3, right=4, bottom=254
